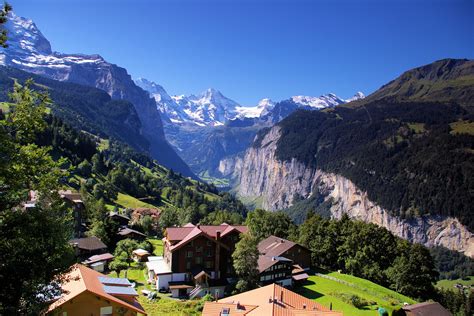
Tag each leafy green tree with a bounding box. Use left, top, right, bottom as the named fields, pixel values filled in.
left=386, top=243, right=438, bottom=299
left=77, top=159, right=92, bottom=177
left=232, top=234, right=259, bottom=293
left=91, top=153, right=106, bottom=175
left=139, top=215, right=154, bottom=236
left=109, top=252, right=129, bottom=278
left=201, top=210, right=244, bottom=225
left=158, top=207, right=179, bottom=234
left=298, top=214, right=340, bottom=270
left=0, top=78, right=74, bottom=314
left=114, top=239, right=139, bottom=267
left=85, top=198, right=118, bottom=247
left=245, top=209, right=294, bottom=241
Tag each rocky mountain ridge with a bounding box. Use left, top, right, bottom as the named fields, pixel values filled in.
left=0, top=12, right=194, bottom=177
left=135, top=77, right=364, bottom=127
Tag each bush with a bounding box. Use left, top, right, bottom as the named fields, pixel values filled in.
left=350, top=294, right=369, bottom=309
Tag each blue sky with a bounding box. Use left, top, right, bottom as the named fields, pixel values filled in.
left=10, top=0, right=474, bottom=105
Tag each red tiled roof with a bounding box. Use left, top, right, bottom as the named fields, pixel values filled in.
left=200, top=224, right=248, bottom=238
left=211, top=283, right=342, bottom=316
left=166, top=227, right=195, bottom=241
left=202, top=302, right=258, bottom=316
left=165, top=223, right=248, bottom=245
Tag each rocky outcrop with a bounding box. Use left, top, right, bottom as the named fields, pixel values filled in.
left=218, top=156, right=242, bottom=178
left=238, top=126, right=474, bottom=257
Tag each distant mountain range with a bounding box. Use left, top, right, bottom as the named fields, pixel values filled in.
left=0, top=12, right=194, bottom=177
left=135, top=77, right=364, bottom=127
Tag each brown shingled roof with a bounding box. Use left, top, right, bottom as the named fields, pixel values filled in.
left=258, top=255, right=293, bottom=273
left=70, top=236, right=107, bottom=251
left=403, top=302, right=452, bottom=316
left=258, top=235, right=306, bottom=257
left=207, top=283, right=342, bottom=316
left=165, top=223, right=248, bottom=246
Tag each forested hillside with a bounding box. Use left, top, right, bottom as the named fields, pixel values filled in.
left=272, top=59, right=474, bottom=231
left=38, top=115, right=247, bottom=228
left=0, top=66, right=150, bottom=152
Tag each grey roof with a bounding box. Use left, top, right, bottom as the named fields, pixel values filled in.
left=117, top=227, right=146, bottom=237
left=98, top=277, right=132, bottom=286
left=102, top=285, right=138, bottom=296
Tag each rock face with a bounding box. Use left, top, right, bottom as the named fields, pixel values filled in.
left=238, top=126, right=474, bottom=257
left=218, top=156, right=243, bottom=179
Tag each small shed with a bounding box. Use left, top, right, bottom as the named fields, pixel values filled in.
left=83, top=252, right=114, bottom=272
left=132, top=248, right=150, bottom=262
left=169, top=283, right=194, bottom=298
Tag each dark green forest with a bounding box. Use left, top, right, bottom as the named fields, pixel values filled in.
left=275, top=100, right=474, bottom=231
left=0, top=66, right=149, bottom=151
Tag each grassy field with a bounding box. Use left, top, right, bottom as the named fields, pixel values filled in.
left=407, top=122, right=425, bottom=133
left=138, top=297, right=201, bottom=316
left=115, top=192, right=157, bottom=209
left=198, top=171, right=230, bottom=188
left=297, top=272, right=416, bottom=316
left=148, top=238, right=164, bottom=256
left=437, top=276, right=474, bottom=291
left=237, top=195, right=263, bottom=210
left=450, top=120, right=474, bottom=135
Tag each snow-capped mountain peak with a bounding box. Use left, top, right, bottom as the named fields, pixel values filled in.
left=291, top=93, right=346, bottom=109
left=346, top=91, right=365, bottom=102
left=5, top=12, right=52, bottom=55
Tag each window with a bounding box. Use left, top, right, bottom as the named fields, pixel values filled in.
left=196, top=246, right=203, bottom=252
left=186, top=251, right=193, bottom=258
left=207, top=240, right=212, bottom=246
left=206, top=249, right=212, bottom=257
left=205, top=261, right=213, bottom=269
left=186, top=261, right=191, bottom=269
left=196, top=256, right=203, bottom=264
left=100, top=307, right=112, bottom=316
left=263, top=275, right=272, bottom=281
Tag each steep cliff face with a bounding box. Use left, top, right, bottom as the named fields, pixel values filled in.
left=218, top=155, right=243, bottom=179
left=238, top=126, right=474, bottom=257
